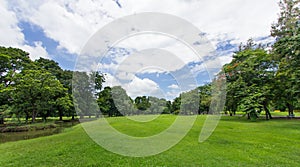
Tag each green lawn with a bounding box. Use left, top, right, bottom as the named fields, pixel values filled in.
left=0, top=115, right=299, bottom=166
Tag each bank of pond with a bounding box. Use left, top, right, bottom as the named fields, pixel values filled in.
left=0, top=120, right=79, bottom=143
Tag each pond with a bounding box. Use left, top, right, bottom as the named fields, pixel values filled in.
left=0, top=121, right=79, bottom=143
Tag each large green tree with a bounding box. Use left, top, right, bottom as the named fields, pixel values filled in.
left=11, top=70, right=67, bottom=123
left=0, top=47, right=32, bottom=124
left=224, top=40, right=276, bottom=120
left=271, top=0, right=300, bottom=116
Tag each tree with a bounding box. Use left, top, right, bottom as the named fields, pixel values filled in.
left=93, top=71, right=106, bottom=96
left=0, top=47, right=32, bottom=124
left=223, top=40, right=276, bottom=120
left=271, top=0, right=300, bottom=116
left=97, top=87, right=118, bottom=117
left=56, top=95, right=73, bottom=121
left=180, top=89, right=199, bottom=115
left=11, top=70, right=67, bottom=123
left=171, top=96, right=181, bottom=114
left=73, top=71, right=98, bottom=118
left=148, top=97, right=168, bottom=114
left=164, top=100, right=172, bottom=114
left=60, top=70, right=76, bottom=120
left=34, top=58, right=63, bottom=79
left=134, top=96, right=151, bottom=113
left=198, top=84, right=212, bottom=114
left=111, top=86, right=134, bottom=116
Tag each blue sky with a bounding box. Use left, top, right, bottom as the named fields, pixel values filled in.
left=0, top=0, right=279, bottom=99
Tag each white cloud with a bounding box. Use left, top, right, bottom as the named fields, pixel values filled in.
left=123, top=76, right=162, bottom=99
left=116, top=34, right=210, bottom=66
left=168, top=84, right=179, bottom=89
left=0, top=0, right=49, bottom=60
left=5, top=0, right=279, bottom=59
left=103, top=73, right=121, bottom=88
left=112, top=48, right=186, bottom=81
left=166, top=90, right=181, bottom=100
left=102, top=74, right=163, bottom=99
left=21, top=42, right=49, bottom=60
left=0, top=0, right=24, bottom=46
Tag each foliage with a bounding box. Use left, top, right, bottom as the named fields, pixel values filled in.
left=198, top=84, right=212, bottom=114
left=72, top=71, right=99, bottom=118
left=271, top=0, right=300, bottom=116
left=223, top=40, right=276, bottom=119
left=134, top=96, right=151, bottom=111
left=10, top=70, right=67, bottom=123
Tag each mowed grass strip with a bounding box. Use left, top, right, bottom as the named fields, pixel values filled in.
left=0, top=115, right=299, bottom=167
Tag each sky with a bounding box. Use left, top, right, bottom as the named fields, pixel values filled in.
left=0, top=0, right=280, bottom=100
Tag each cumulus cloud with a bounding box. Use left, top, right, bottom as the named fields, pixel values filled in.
left=0, top=0, right=50, bottom=60
left=102, top=74, right=163, bottom=99
left=123, top=76, right=162, bottom=99
left=5, top=0, right=279, bottom=57
left=0, top=0, right=24, bottom=46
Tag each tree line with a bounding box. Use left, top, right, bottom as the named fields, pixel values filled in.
left=0, top=50, right=212, bottom=124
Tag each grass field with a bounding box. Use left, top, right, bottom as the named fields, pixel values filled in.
left=0, top=115, right=299, bottom=166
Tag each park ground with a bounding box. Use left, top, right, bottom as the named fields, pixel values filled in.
left=0, top=114, right=299, bottom=166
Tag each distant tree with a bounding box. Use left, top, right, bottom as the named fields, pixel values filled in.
left=134, top=96, right=151, bottom=113
left=180, top=89, right=199, bottom=115
left=93, top=72, right=106, bottom=95
left=198, top=84, right=212, bottom=114
left=164, top=100, right=172, bottom=114
left=148, top=96, right=168, bottom=114
left=97, top=87, right=118, bottom=117
left=111, top=86, right=134, bottom=116
left=171, top=96, right=181, bottom=114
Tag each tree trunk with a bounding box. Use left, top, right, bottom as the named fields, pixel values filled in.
left=72, top=114, right=75, bottom=120
left=247, top=113, right=250, bottom=119
left=0, top=115, right=3, bottom=124
left=43, top=116, right=47, bottom=123
left=32, top=111, right=36, bottom=123
left=263, top=103, right=272, bottom=120
left=287, top=103, right=294, bottom=116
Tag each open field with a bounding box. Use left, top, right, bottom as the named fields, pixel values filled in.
left=0, top=115, right=300, bottom=166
